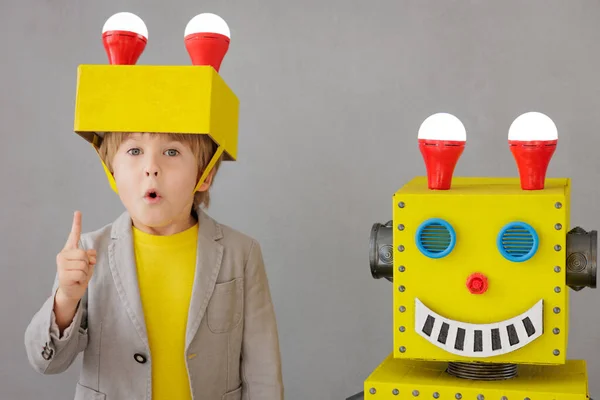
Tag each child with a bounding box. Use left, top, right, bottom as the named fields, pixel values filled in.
left=25, top=11, right=283, bottom=398
left=24, top=131, right=284, bottom=399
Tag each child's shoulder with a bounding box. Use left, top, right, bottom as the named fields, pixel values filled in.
left=205, top=213, right=266, bottom=269
left=200, top=210, right=258, bottom=253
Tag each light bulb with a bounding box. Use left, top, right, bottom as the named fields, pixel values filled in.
left=418, top=112, right=467, bottom=141
left=101, top=12, right=148, bottom=65
left=508, top=111, right=558, bottom=141
left=184, top=13, right=230, bottom=71
left=184, top=13, right=230, bottom=38
left=417, top=113, right=467, bottom=190
left=508, top=112, right=558, bottom=190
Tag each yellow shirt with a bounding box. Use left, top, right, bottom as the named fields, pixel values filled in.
left=133, top=223, right=198, bottom=400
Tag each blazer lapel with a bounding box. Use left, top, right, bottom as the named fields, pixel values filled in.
left=108, top=211, right=149, bottom=348
left=185, top=208, right=224, bottom=351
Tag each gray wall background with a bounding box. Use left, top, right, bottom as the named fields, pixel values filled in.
left=2, top=0, right=600, bottom=398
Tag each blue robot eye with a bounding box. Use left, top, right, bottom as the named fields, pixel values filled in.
left=415, top=218, right=456, bottom=259
left=497, top=222, right=539, bottom=262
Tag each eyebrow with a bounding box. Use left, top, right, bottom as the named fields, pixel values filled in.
left=123, top=134, right=143, bottom=141
left=123, top=135, right=182, bottom=145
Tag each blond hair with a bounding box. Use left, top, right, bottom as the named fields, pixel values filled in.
left=97, top=132, right=222, bottom=210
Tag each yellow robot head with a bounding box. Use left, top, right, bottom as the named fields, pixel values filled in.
left=369, top=112, right=597, bottom=366
left=73, top=11, right=238, bottom=195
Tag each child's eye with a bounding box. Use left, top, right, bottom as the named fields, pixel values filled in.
left=165, top=149, right=179, bottom=156
left=127, top=148, right=141, bottom=156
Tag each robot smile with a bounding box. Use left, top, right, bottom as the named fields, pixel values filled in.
left=415, top=298, right=543, bottom=358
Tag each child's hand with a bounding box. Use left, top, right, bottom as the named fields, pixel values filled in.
left=55, top=211, right=96, bottom=306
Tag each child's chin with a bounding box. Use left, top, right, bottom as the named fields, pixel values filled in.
left=132, top=210, right=172, bottom=228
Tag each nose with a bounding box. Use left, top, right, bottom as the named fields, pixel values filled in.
left=466, top=273, right=488, bottom=295
left=144, top=157, right=160, bottom=177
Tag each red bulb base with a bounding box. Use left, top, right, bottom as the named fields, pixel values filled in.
left=184, top=32, right=230, bottom=71
left=509, top=139, right=557, bottom=190
left=466, top=273, right=488, bottom=295
left=102, top=30, right=147, bottom=65
left=419, top=139, right=465, bottom=190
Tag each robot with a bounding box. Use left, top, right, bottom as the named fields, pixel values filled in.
left=73, top=11, right=238, bottom=193
left=367, top=112, right=597, bottom=399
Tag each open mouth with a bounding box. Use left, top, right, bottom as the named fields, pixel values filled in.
left=415, top=298, right=543, bottom=357
left=144, top=189, right=161, bottom=202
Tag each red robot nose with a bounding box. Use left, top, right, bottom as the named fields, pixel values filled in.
left=466, top=273, right=488, bottom=295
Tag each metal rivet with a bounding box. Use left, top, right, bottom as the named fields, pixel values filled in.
left=400, top=346, right=406, bottom=353
left=554, top=266, right=561, bottom=273
left=555, top=223, right=562, bottom=230
left=555, top=202, right=562, bottom=209
left=501, top=397, right=508, bottom=400
left=554, top=244, right=562, bottom=251
left=554, top=349, right=560, bottom=356
left=399, top=285, right=406, bottom=292
left=524, top=398, right=531, bottom=400
left=477, top=395, right=484, bottom=400
left=398, top=224, right=405, bottom=231
left=413, top=390, right=420, bottom=396
left=370, top=388, right=376, bottom=394
left=393, top=389, right=399, bottom=395
left=399, top=326, right=406, bottom=332
left=553, top=307, right=561, bottom=314
left=553, top=327, right=560, bottom=334
left=554, top=286, right=561, bottom=293
left=455, top=394, right=462, bottom=400
left=433, top=393, right=440, bottom=399
left=399, top=266, right=406, bottom=272
left=399, top=201, right=405, bottom=208
left=399, top=306, right=406, bottom=312
left=398, top=245, right=405, bottom=252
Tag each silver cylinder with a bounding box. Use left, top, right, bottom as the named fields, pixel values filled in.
left=446, top=362, right=517, bottom=380
left=566, top=227, right=597, bottom=291
left=369, top=221, right=393, bottom=281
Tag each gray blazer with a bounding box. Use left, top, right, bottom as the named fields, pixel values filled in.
left=24, top=208, right=284, bottom=399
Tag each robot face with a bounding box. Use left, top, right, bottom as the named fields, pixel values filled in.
left=392, top=176, right=569, bottom=364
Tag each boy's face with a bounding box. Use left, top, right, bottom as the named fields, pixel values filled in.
left=111, top=133, right=205, bottom=234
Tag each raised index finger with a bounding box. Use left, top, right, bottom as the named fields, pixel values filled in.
left=64, top=211, right=82, bottom=250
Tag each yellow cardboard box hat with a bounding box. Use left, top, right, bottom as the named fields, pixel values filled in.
left=73, top=12, right=239, bottom=194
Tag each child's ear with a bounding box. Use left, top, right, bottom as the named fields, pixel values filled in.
left=196, top=168, right=215, bottom=192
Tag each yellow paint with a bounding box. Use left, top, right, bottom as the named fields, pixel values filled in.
left=74, top=65, right=239, bottom=194
left=364, top=353, right=588, bottom=400
left=392, top=177, right=570, bottom=364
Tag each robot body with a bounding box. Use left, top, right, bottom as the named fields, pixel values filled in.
left=366, top=114, right=596, bottom=399
left=365, top=355, right=587, bottom=400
